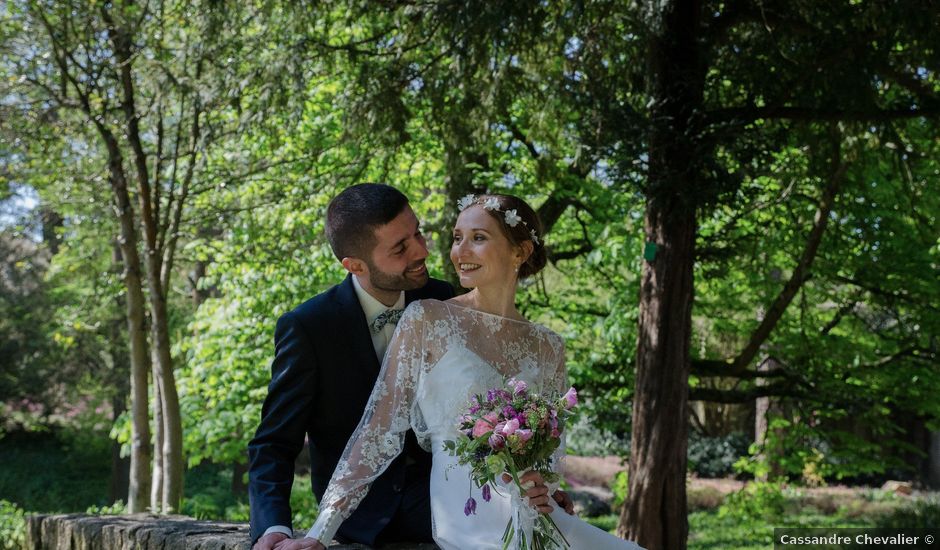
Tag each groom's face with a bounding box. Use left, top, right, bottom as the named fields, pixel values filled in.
left=363, top=205, right=429, bottom=292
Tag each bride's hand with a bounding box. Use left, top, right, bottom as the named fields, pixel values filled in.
left=272, top=536, right=326, bottom=550
left=503, top=471, right=555, bottom=514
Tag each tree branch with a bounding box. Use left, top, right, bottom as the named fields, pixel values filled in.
left=731, top=132, right=846, bottom=372
left=689, top=382, right=804, bottom=403
left=710, top=105, right=940, bottom=125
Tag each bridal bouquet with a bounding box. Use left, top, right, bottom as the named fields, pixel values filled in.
left=443, top=378, right=578, bottom=550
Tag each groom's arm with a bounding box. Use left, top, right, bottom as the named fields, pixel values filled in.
left=249, top=311, right=317, bottom=544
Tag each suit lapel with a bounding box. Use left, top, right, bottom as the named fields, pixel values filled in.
left=333, top=274, right=382, bottom=376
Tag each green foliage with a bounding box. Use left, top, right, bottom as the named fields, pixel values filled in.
left=289, top=476, right=320, bottom=529
left=735, top=416, right=913, bottom=485
left=0, top=431, right=113, bottom=513
left=609, top=471, right=629, bottom=510
left=718, top=481, right=787, bottom=523
left=0, top=499, right=25, bottom=550
left=85, top=501, right=126, bottom=516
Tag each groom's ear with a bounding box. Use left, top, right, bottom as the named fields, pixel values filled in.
left=341, top=257, right=368, bottom=276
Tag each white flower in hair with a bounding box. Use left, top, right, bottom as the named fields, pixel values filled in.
left=483, top=197, right=501, bottom=211
left=530, top=229, right=540, bottom=245
left=457, top=194, right=476, bottom=211
left=504, top=209, right=521, bottom=227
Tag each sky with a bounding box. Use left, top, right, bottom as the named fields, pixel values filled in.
left=0, top=183, right=39, bottom=233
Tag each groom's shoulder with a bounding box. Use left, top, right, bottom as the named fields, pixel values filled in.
left=284, top=281, right=350, bottom=325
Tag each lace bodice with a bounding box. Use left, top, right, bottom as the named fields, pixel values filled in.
left=307, top=299, right=567, bottom=543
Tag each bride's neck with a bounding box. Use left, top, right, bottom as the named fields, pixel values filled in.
left=461, top=285, right=521, bottom=320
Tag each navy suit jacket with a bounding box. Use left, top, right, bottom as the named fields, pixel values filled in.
left=248, top=274, right=453, bottom=545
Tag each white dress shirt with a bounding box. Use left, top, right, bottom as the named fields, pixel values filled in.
left=263, top=275, right=406, bottom=541
left=351, top=274, right=406, bottom=361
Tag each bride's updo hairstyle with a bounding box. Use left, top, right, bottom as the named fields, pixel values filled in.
left=460, top=193, right=547, bottom=279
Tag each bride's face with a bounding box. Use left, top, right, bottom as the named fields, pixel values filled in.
left=450, top=205, right=523, bottom=289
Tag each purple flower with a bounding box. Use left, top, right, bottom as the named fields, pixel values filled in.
left=516, top=428, right=533, bottom=443
left=482, top=484, right=492, bottom=502
left=502, top=405, right=517, bottom=418
left=464, top=496, right=477, bottom=516
left=512, top=380, right=528, bottom=395
left=562, top=387, right=578, bottom=409
left=488, top=433, right=506, bottom=450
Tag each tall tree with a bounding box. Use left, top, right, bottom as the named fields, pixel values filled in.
left=1, top=0, right=224, bottom=512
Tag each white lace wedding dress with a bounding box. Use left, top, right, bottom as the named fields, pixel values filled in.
left=308, top=299, right=643, bottom=549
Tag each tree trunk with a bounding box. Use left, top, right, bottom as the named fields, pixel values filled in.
left=153, top=307, right=184, bottom=512
left=619, top=203, right=695, bottom=549
left=104, top=4, right=185, bottom=512
left=39, top=206, right=63, bottom=255
left=754, top=358, right=785, bottom=481
left=100, top=131, right=152, bottom=514
left=929, top=431, right=940, bottom=489
left=109, top=246, right=130, bottom=505
left=231, top=459, right=249, bottom=496
left=151, top=369, right=164, bottom=513
left=619, top=1, right=704, bottom=547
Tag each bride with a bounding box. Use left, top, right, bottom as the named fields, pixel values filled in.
left=279, top=194, right=643, bottom=549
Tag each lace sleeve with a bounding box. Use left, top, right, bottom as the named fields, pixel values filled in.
left=306, top=303, right=427, bottom=543
left=548, top=334, right=568, bottom=492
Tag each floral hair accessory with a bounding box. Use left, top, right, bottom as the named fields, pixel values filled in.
left=457, top=194, right=476, bottom=211
left=455, top=194, right=541, bottom=246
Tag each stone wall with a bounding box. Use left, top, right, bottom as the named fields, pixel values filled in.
left=26, top=514, right=439, bottom=550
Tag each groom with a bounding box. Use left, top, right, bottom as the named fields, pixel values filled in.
left=248, top=184, right=454, bottom=549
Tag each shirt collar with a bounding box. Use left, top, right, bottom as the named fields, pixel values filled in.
left=352, top=274, right=405, bottom=323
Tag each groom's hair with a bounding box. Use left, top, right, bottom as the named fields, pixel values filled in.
left=326, top=183, right=410, bottom=261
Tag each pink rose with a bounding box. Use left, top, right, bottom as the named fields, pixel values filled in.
left=472, top=412, right=499, bottom=438
left=501, top=417, right=520, bottom=436
left=516, top=428, right=533, bottom=443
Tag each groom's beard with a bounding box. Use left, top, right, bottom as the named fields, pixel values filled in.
left=366, top=259, right=429, bottom=292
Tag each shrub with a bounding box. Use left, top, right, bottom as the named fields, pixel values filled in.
left=687, top=431, right=750, bottom=478
left=718, top=481, right=786, bottom=522
left=873, top=497, right=940, bottom=529
left=0, top=500, right=26, bottom=550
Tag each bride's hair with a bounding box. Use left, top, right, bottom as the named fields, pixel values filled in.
left=475, top=194, right=547, bottom=279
